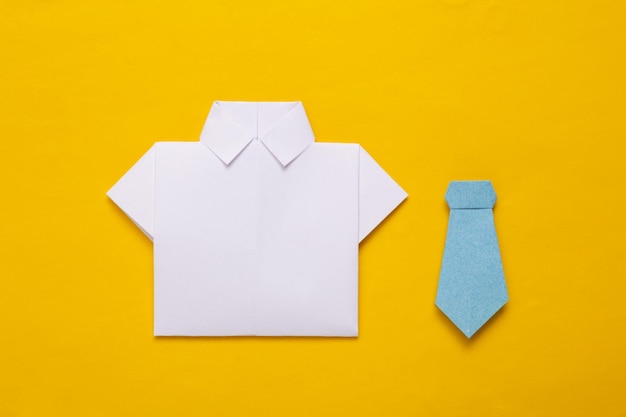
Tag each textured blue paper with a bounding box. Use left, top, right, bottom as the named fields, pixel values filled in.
left=436, top=181, right=508, bottom=338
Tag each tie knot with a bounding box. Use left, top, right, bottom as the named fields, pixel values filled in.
left=445, top=181, right=496, bottom=209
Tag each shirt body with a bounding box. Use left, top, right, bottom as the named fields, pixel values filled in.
left=154, top=141, right=359, bottom=336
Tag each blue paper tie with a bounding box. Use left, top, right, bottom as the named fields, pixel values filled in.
left=436, top=181, right=508, bottom=338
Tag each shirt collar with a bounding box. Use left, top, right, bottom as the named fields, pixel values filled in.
left=200, top=101, right=315, bottom=166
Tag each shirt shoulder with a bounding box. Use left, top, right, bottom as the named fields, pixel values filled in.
left=153, top=141, right=220, bottom=162
left=308, top=142, right=359, bottom=149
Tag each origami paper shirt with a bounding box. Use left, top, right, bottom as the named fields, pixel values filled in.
left=108, top=101, right=407, bottom=336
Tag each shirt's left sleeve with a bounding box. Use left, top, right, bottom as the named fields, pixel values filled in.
left=358, top=146, right=408, bottom=242
left=107, top=145, right=156, bottom=240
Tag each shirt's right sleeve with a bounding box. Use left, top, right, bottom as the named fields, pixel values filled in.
left=107, top=145, right=156, bottom=240
left=358, top=146, right=408, bottom=242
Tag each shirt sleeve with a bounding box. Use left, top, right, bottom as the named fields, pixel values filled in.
left=107, top=145, right=156, bottom=240
left=359, top=146, right=407, bottom=242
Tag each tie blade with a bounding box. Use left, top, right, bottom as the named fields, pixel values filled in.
left=437, top=208, right=508, bottom=338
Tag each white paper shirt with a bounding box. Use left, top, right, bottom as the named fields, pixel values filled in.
left=108, top=101, right=407, bottom=336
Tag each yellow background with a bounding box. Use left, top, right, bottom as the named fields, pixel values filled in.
left=1, top=0, right=625, bottom=415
